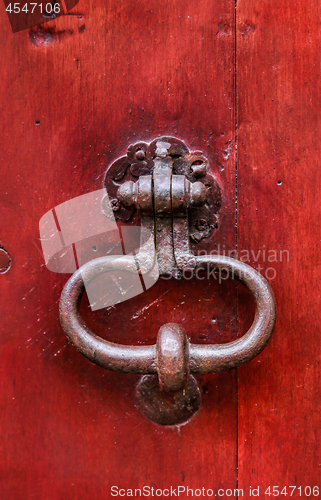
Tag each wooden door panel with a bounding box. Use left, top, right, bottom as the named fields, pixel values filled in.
left=0, top=0, right=239, bottom=497
left=237, top=0, right=321, bottom=490
left=2, top=0, right=318, bottom=495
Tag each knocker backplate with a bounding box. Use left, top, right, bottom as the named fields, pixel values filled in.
left=104, top=137, right=222, bottom=246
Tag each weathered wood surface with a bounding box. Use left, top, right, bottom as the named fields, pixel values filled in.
left=1, top=0, right=319, bottom=495
left=237, top=0, right=321, bottom=491
left=0, top=0, right=238, bottom=497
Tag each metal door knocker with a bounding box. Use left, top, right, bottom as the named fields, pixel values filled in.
left=59, top=137, right=276, bottom=426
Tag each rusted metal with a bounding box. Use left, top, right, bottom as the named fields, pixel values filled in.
left=60, top=254, right=275, bottom=424
left=60, top=255, right=276, bottom=373
left=0, top=246, right=11, bottom=274
left=190, top=256, right=276, bottom=373
left=104, top=137, right=222, bottom=242
left=156, top=323, right=189, bottom=393
left=59, top=255, right=157, bottom=374
left=59, top=137, right=276, bottom=425
left=136, top=374, right=201, bottom=426
left=116, top=138, right=208, bottom=276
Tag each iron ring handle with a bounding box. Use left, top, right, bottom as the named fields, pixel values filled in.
left=59, top=255, right=276, bottom=375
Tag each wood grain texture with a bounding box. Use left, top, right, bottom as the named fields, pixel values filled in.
left=0, top=0, right=238, bottom=497
left=237, top=0, right=321, bottom=491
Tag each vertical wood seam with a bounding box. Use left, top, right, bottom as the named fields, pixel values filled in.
left=234, top=0, right=239, bottom=495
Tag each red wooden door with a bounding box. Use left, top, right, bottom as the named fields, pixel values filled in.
left=0, top=0, right=319, bottom=498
